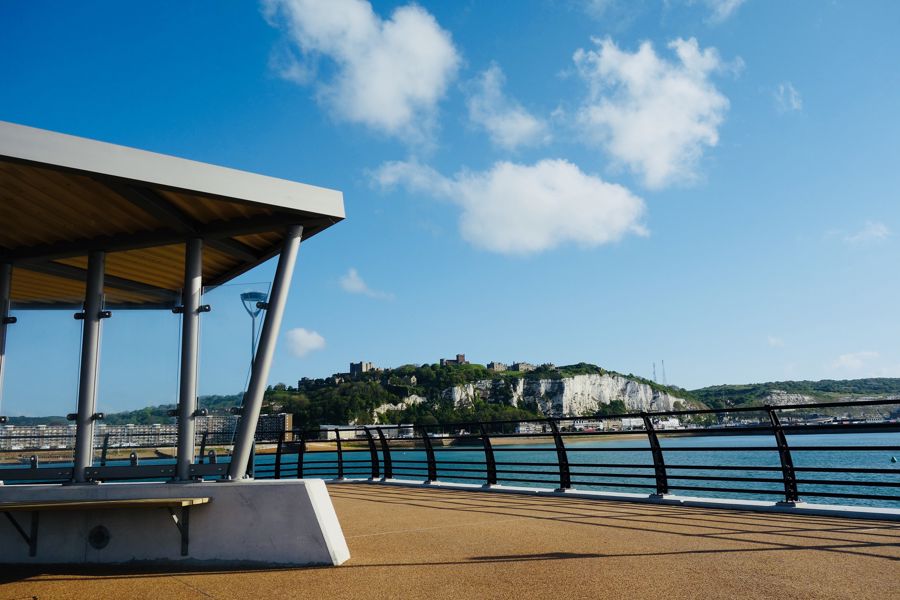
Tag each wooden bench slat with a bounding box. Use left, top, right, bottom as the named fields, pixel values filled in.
left=0, top=497, right=210, bottom=511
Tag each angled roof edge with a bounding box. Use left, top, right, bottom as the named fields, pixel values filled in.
left=0, top=120, right=345, bottom=220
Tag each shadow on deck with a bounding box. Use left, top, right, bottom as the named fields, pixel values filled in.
left=2, top=482, right=898, bottom=599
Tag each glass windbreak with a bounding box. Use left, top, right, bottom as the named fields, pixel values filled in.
left=0, top=309, right=82, bottom=469
left=92, top=304, right=181, bottom=468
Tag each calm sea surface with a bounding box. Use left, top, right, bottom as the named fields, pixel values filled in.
left=267, top=431, right=900, bottom=508
left=5, top=432, right=899, bottom=508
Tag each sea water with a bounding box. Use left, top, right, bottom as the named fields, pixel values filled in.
left=5, top=432, right=898, bottom=508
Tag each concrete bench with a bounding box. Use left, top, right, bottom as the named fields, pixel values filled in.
left=1, top=497, right=210, bottom=558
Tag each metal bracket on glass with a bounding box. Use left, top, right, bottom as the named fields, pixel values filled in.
left=73, top=310, right=111, bottom=320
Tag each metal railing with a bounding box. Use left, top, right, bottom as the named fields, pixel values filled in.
left=2, top=399, right=899, bottom=507
left=255, top=399, right=900, bottom=507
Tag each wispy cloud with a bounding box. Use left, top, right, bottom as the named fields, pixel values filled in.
left=373, top=158, right=646, bottom=255
left=832, top=351, right=879, bottom=371
left=466, top=63, right=550, bottom=150
left=574, top=37, right=734, bottom=189
left=774, top=81, right=802, bottom=113
left=263, top=0, right=460, bottom=142
left=340, top=267, right=394, bottom=299
left=697, top=0, right=747, bottom=24
left=843, top=221, right=890, bottom=244
left=767, top=335, right=784, bottom=348
left=284, top=327, right=326, bottom=358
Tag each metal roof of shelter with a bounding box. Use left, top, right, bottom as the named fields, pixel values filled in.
left=0, top=121, right=344, bottom=309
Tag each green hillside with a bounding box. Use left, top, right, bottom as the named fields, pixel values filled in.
left=688, top=378, right=900, bottom=408
left=9, top=371, right=900, bottom=429
left=266, top=362, right=691, bottom=428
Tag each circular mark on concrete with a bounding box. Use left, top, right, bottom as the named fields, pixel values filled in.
left=88, top=525, right=110, bottom=550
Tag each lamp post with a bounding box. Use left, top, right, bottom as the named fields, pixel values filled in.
left=240, top=291, right=267, bottom=366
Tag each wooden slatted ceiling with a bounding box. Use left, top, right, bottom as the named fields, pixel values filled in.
left=11, top=269, right=155, bottom=307
left=2, top=161, right=285, bottom=308
left=0, top=162, right=166, bottom=249
left=232, top=231, right=283, bottom=253
left=0, top=122, right=345, bottom=308
left=161, top=190, right=271, bottom=223
left=57, top=245, right=241, bottom=292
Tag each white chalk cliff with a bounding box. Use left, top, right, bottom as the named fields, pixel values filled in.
left=436, top=373, right=685, bottom=417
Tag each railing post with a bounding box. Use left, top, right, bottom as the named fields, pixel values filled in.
left=766, top=406, right=799, bottom=503
left=297, top=431, right=306, bottom=479
left=548, top=419, right=571, bottom=491
left=479, top=423, right=497, bottom=486
left=364, top=427, right=380, bottom=480
left=247, top=440, right=255, bottom=478
left=376, top=427, right=392, bottom=480
left=419, top=425, right=437, bottom=483
left=198, top=431, right=208, bottom=465
left=334, top=428, right=344, bottom=480
left=100, top=433, right=110, bottom=467
left=274, top=429, right=285, bottom=479
left=641, top=413, right=669, bottom=496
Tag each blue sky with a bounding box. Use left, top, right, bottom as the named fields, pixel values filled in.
left=2, top=1, right=900, bottom=416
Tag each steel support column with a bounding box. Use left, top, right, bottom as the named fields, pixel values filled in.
left=72, top=251, right=105, bottom=483
left=175, top=238, right=202, bottom=481
left=227, top=225, right=303, bottom=479
left=0, top=263, right=12, bottom=414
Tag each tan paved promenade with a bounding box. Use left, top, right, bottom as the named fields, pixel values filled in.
left=2, top=483, right=898, bottom=599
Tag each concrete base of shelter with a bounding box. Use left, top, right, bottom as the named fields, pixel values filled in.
left=0, top=478, right=350, bottom=567
left=329, top=477, right=900, bottom=522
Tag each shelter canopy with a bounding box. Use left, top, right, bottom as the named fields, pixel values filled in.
left=0, top=121, right=344, bottom=309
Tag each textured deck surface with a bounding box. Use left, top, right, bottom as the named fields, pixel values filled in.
left=2, top=482, right=898, bottom=599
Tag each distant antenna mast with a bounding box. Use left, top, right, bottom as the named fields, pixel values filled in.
left=652, top=362, right=657, bottom=383
left=661, top=360, right=667, bottom=386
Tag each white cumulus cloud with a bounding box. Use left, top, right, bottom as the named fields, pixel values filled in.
left=832, top=351, right=879, bottom=371
left=373, top=158, right=647, bottom=255
left=843, top=221, right=890, bottom=244
left=466, top=63, right=550, bottom=150
left=574, top=37, right=731, bottom=189
left=339, top=267, right=394, bottom=299
left=774, top=81, right=803, bottom=113
left=263, top=0, right=460, bottom=141
left=284, top=327, right=326, bottom=358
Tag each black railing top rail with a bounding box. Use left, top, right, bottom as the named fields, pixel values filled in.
left=280, top=397, right=900, bottom=439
